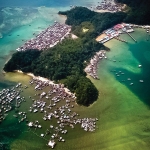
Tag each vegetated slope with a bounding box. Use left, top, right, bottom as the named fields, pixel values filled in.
left=4, top=49, right=41, bottom=72
left=59, top=7, right=126, bottom=38
left=4, top=38, right=103, bottom=106
left=117, top=0, right=150, bottom=24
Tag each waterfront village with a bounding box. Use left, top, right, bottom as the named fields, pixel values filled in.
left=0, top=78, right=98, bottom=149
left=16, top=20, right=149, bottom=84
left=97, top=23, right=150, bottom=44
left=70, top=0, right=124, bottom=13
left=95, top=0, right=123, bottom=12
left=85, top=23, right=150, bottom=80
left=16, top=22, right=71, bottom=51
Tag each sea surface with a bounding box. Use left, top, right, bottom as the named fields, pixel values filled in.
left=0, top=0, right=150, bottom=150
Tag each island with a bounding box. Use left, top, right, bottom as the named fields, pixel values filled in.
left=3, top=0, right=150, bottom=107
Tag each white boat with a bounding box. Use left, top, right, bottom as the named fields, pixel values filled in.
left=48, top=140, right=56, bottom=148
left=28, top=122, right=33, bottom=127
left=33, top=109, right=38, bottom=113
left=138, top=64, right=142, bottom=68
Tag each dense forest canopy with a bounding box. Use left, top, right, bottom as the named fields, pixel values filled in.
left=31, top=38, right=103, bottom=80
left=4, top=38, right=104, bottom=106
left=117, top=0, right=150, bottom=24
left=4, top=49, right=41, bottom=72
left=59, top=7, right=126, bottom=38
left=58, top=7, right=96, bottom=26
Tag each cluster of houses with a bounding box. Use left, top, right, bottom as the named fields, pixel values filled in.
left=97, top=23, right=150, bottom=44
left=97, top=23, right=135, bottom=44
left=85, top=50, right=106, bottom=79
left=96, top=0, right=123, bottom=12
left=16, top=22, right=71, bottom=51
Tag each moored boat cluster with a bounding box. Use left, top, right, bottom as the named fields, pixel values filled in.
left=0, top=75, right=98, bottom=149
left=111, top=64, right=144, bottom=86
left=0, top=83, right=26, bottom=123
left=95, top=0, right=123, bottom=12
left=27, top=78, right=98, bottom=148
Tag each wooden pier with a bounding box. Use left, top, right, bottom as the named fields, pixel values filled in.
left=125, top=31, right=137, bottom=42
left=114, top=36, right=128, bottom=43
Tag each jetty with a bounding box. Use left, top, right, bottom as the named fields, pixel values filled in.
left=97, top=23, right=134, bottom=44
left=125, top=31, right=137, bottom=42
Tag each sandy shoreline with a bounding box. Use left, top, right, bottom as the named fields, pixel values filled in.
left=58, top=14, right=67, bottom=20
left=94, top=9, right=113, bottom=13
left=14, top=70, right=73, bottom=96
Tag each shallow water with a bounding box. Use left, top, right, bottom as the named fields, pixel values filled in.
left=0, top=0, right=100, bottom=7
left=0, top=1, right=150, bottom=149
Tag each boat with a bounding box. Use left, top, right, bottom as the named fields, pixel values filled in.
left=33, top=109, right=38, bottom=113
left=138, top=64, right=142, bottom=68
left=27, top=122, right=33, bottom=127
left=38, top=125, right=42, bottom=128
left=48, top=140, right=56, bottom=148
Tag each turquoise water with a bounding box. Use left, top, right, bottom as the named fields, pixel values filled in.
left=0, top=0, right=99, bottom=7
left=104, top=29, right=150, bottom=106
left=0, top=1, right=150, bottom=149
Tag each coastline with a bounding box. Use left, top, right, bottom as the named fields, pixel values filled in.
left=58, top=14, right=67, bottom=21
left=3, top=26, right=150, bottom=150
left=85, top=50, right=107, bottom=79
left=14, top=70, right=74, bottom=96
left=94, top=9, right=113, bottom=13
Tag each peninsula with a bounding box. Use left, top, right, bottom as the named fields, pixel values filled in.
left=4, top=0, right=150, bottom=107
